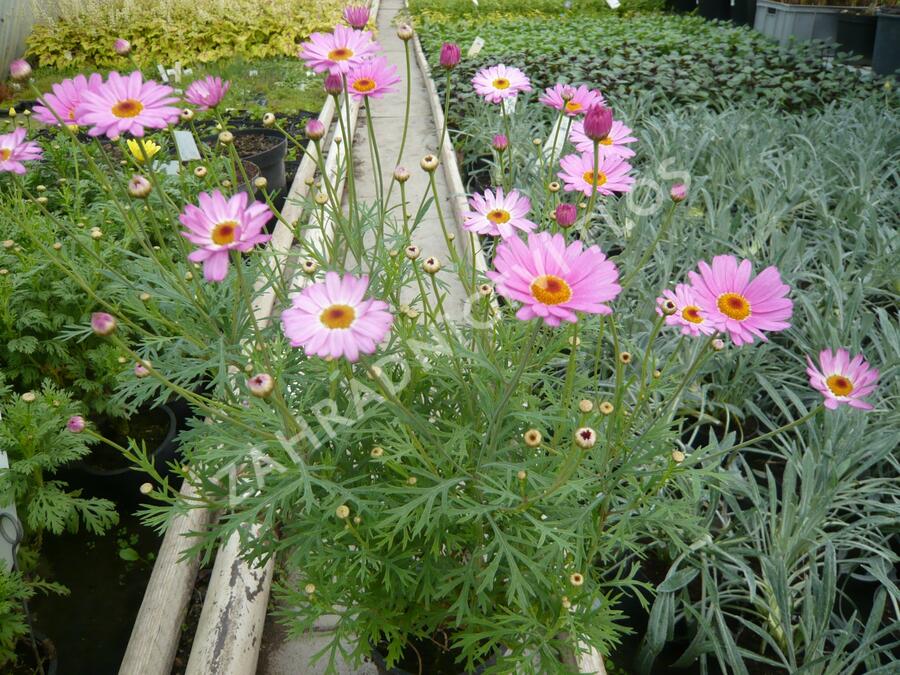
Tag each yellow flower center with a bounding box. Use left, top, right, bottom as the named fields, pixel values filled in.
left=487, top=209, right=511, bottom=224
left=582, top=171, right=607, bottom=187
left=717, top=293, right=751, bottom=321
left=0, top=149, right=10, bottom=161
left=564, top=101, right=582, bottom=113
left=328, top=47, right=354, bottom=61
left=320, top=304, right=356, bottom=329
left=492, top=78, right=510, bottom=90
left=682, top=305, right=703, bottom=324
left=826, top=374, right=854, bottom=397
left=530, top=274, right=572, bottom=305
left=352, top=77, right=376, bottom=93
left=112, top=98, right=144, bottom=118
left=599, top=136, right=613, bottom=146
left=68, top=110, right=76, bottom=120
left=211, top=221, right=238, bottom=245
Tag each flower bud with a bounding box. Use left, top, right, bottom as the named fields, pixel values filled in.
left=712, top=338, right=725, bottom=351
left=599, top=401, right=614, bottom=415
left=9, top=59, right=31, bottom=81
left=324, top=74, right=343, bottom=96
left=422, top=256, right=441, bottom=274
left=304, top=119, right=325, bottom=142
left=253, top=176, right=268, bottom=190
left=114, top=38, right=132, bottom=56
left=302, top=259, right=318, bottom=274
left=492, top=134, right=508, bottom=152
left=670, top=183, right=687, bottom=203
left=304, top=583, right=316, bottom=594
left=218, top=130, right=234, bottom=145
left=314, top=191, right=329, bottom=205
left=67, top=416, right=86, bottom=433
left=574, top=427, right=596, bottom=449
left=578, top=399, right=593, bottom=413
left=393, top=166, right=410, bottom=183
left=523, top=429, right=542, bottom=448
left=569, top=572, right=584, bottom=587
left=660, top=298, right=677, bottom=316
left=128, top=175, right=152, bottom=199
left=247, top=373, right=274, bottom=398
left=478, top=283, right=493, bottom=297
left=134, top=361, right=151, bottom=378
left=555, top=203, right=577, bottom=228
left=21, top=392, right=36, bottom=403
left=618, top=351, right=632, bottom=364
left=583, top=105, right=614, bottom=143
left=404, top=244, right=420, bottom=260
left=343, top=4, right=370, bottom=29
left=139, top=482, right=153, bottom=495
left=439, top=42, right=461, bottom=70
left=397, top=23, right=414, bottom=41
left=548, top=181, right=560, bottom=193
left=91, top=312, right=117, bottom=336
left=420, top=154, right=438, bottom=172
left=194, top=166, right=208, bottom=178
left=672, top=449, right=686, bottom=463
left=370, top=446, right=384, bottom=458
left=335, top=504, right=350, bottom=519
left=180, top=108, right=195, bottom=122
left=516, top=470, right=527, bottom=481
left=262, top=112, right=276, bottom=127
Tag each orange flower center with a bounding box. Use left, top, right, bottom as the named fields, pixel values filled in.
left=530, top=274, right=572, bottom=306
left=320, top=304, right=356, bottom=329
left=826, top=374, right=853, bottom=396
left=352, top=77, right=376, bottom=93
left=211, top=221, right=238, bottom=245
left=487, top=209, right=511, bottom=224
left=582, top=171, right=607, bottom=187
left=112, top=98, right=144, bottom=118
left=328, top=47, right=354, bottom=61
left=492, top=78, right=510, bottom=90
left=717, top=293, right=751, bottom=321
left=682, top=305, right=703, bottom=324
left=599, top=136, right=613, bottom=145
left=564, top=101, right=582, bottom=112
left=0, top=149, right=10, bottom=161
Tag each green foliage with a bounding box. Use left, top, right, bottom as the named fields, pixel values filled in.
left=409, top=0, right=664, bottom=19
left=0, top=382, right=118, bottom=545
left=415, top=13, right=894, bottom=118
left=0, top=568, right=30, bottom=669
left=25, top=0, right=348, bottom=71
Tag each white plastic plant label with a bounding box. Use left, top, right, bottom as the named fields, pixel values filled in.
left=468, top=37, right=485, bottom=58
left=173, top=130, right=201, bottom=161
left=606, top=0, right=621, bottom=7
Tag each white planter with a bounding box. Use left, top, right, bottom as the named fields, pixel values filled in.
left=754, top=0, right=841, bottom=45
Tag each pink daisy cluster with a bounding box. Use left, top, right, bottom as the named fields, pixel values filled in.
left=281, top=272, right=393, bottom=362
left=179, top=190, right=273, bottom=282
left=539, top=84, right=604, bottom=117
left=33, top=73, right=103, bottom=126
left=0, top=128, right=42, bottom=174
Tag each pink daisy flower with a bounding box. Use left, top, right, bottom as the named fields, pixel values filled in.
left=346, top=56, right=400, bottom=100
left=463, top=187, right=537, bottom=239
left=656, top=284, right=715, bottom=337
left=558, top=151, right=634, bottom=197
left=184, top=76, right=230, bottom=110
left=806, top=348, right=879, bottom=411
left=487, top=231, right=620, bottom=327
left=75, top=71, right=180, bottom=138
left=299, top=25, right=378, bottom=75
left=0, top=128, right=42, bottom=174
left=33, top=73, right=104, bottom=126
left=570, top=119, right=637, bottom=158
left=179, top=190, right=273, bottom=282
left=539, top=84, right=604, bottom=117
left=281, top=272, right=393, bottom=362
left=472, top=64, right=532, bottom=104
left=687, top=255, right=792, bottom=347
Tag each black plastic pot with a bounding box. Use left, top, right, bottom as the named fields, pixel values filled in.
left=873, top=10, right=900, bottom=75
left=231, top=128, right=287, bottom=197
left=731, top=0, right=757, bottom=26
left=76, top=400, right=188, bottom=497
left=836, top=11, right=877, bottom=63
left=698, top=0, right=730, bottom=21
left=665, top=0, right=697, bottom=13
left=371, top=642, right=496, bottom=675
left=16, top=630, right=59, bottom=675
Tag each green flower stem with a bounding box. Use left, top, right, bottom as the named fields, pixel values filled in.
left=552, top=321, right=581, bottom=446
left=428, top=171, right=472, bottom=296
left=620, top=201, right=677, bottom=292
left=581, top=138, right=600, bottom=228
left=664, top=334, right=718, bottom=423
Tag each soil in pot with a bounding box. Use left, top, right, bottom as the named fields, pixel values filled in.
left=836, top=11, right=877, bottom=63
left=873, top=9, right=900, bottom=75
left=9, top=630, right=58, bottom=675
left=31, top=507, right=160, bottom=675
left=372, top=636, right=496, bottom=675
left=231, top=128, right=288, bottom=196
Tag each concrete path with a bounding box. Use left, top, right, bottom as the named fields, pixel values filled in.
left=258, top=2, right=468, bottom=672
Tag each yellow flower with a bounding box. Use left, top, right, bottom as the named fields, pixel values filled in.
left=127, top=138, right=161, bottom=164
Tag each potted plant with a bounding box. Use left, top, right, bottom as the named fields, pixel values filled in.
left=754, top=0, right=844, bottom=45
left=229, top=128, right=288, bottom=196
left=835, top=2, right=879, bottom=62
left=873, top=6, right=900, bottom=73
left=731, top=0, right=759, bottom=26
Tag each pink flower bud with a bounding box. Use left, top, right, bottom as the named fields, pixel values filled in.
left=670, top=183, right=687, bottom=203
left=247, top=373, right=275, bottom=398
left=67, top=416, right=86, bottom=433
left=128, top=175, right=152, bottom=198
left=114, top=38, right=132, bottom=56
left=134, top=361, right=151, bottom=378
left=9, top=59, right=31, bottom=81
left=91, top=312, right=117, bottom=336
left=343, top=5, right=370, bottom=29
left=583, top=105, right=614, bottom=143
left=555, top=203, right=577, bottom=228
left=305, top=119, right=325, bottom=141
left=492, top=134, right=508, bottom=152
left=324, top=74, right=344, bottom=96
left=439, top=43, right=461, bottom=70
